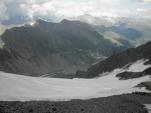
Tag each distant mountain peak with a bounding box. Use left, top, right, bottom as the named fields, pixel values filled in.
left=35, top=19, right=52, bottom=26
left=61, top=19, right=70, bottom=23
left=36, top=19, right=50, bottom=24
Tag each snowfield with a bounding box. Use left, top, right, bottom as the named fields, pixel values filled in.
left=0, top=59, right=151, bottom=101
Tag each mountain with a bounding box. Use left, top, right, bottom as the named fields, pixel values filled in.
left=94, top=18, right=151, bottom=46
left=94, top=23, right=142, bottom=39
left=0, top=19, right=130, bottom=76
left=77, top=42, right=151, bottom=78
left=93, top=23, right=143, bottom=46
left=74, top=14, right=151, bottom=46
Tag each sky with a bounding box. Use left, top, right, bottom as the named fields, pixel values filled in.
left=0, top=0, right=151, bottom=25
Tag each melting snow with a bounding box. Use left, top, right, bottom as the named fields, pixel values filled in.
left=127, top=59, right=151, bottom=72
left=144, top=104, right=151, bottom=113
left=0, top=59, right=151, bottom=101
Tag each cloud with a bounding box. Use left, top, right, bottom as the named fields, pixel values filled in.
left=0, top=0, right=30, bottom=25
left=20, top=0, right=122, bottom=20
left=143, top=0, right=151, bottom=2
left=0, top=0, right=151, bottom=25
left=0, top=1, right=10, bottom=22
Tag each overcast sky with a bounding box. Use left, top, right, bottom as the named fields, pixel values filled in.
left=0, top=0, right=151, bottom=25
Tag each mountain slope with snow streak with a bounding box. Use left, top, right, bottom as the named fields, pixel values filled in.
left=86, top=41, right=151, bottom=78
left=0, top=60, right=150, bottom=101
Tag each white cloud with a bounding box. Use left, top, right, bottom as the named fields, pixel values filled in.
left=0, top=0, right=151, bottom=25
left=21, top=0, right=123, bottom=20
left=143, top=0, right=151, bottom=2
left=0, top=2, right=10, bottom=21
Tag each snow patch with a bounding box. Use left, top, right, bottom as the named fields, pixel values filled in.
left=0, top=59, right=150, bottom=101
left=127, top=59, right=151, bottom=72
left=144, top=104, right=151, bottom=113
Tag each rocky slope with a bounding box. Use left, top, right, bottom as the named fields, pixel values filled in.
left=0, top=93, right=151, bottom=113
left=116, top=67, right=151, bottom=80
left=0, top=19, right=130, bottom=76
left=82, top=42, right=151, bottom=78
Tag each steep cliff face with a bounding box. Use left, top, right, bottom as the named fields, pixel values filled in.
left=0, top=19, right=130, bottom=76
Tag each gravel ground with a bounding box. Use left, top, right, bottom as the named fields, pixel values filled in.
left=0, top=93, right=151, bottom=113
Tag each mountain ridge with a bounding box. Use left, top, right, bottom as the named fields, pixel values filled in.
left=0, top=19, right=130, bottom=76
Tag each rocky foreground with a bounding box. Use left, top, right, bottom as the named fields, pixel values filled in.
left=0, top=92, right=151, bottom=113
left=0, top=79, right=151, bottom=113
